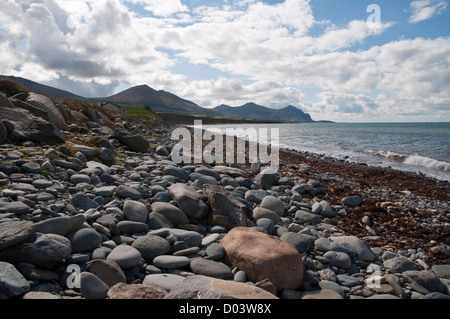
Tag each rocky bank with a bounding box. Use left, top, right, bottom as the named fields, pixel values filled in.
left=0, top=91, right=449, bottom=300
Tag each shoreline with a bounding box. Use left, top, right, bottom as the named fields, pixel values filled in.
left=182, top=123, right=449, bottom=265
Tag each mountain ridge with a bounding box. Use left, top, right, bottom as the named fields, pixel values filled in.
left=1, top=75, right=317, bottom=122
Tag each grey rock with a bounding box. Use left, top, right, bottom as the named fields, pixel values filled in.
left=205, top=186, right=251, bottom=230
left=70, top=174, right=91, bottom=185
left=244, top=189, right=268, bottom=204
left=323, top=251, right=352, bottom=269
left=168, top=183, right=209, bottom=220
left=163, top=166, right=190, bottom=181
left=195, top=166, right=221, bottom=180
left=252, top=207, right=282, bottom=224
left=152, top=255, right=190, bottom=269
left=0, top=220, right=34, bottom=250
left=280, top=232, right=311, bottom=254
left=131, top=235, right=171, bottom=262
left=403, top=270, right=445, bottom=294
left=336, top=274, right=363, bottom=287
left=150, top=202, right=189, bottom=226
left=106, top=244, right=142, bottom=269
left=99, top=147, right=115, bottom=163
left=295, top=210, right=322, bottom=225
left=20, top=162, right=41, bottom=174
left=155, top=145, right=170, bottom=157
left=260, top=196, right=285, bottom=216
left=167, top=229, right=202, bottom=247
left=26, top=92, right=67, bottom=130
left=123, top=200, right=148, bottom=223
left=143, top=273, right=185, bottom=292
left=70, top=193, right=99, bottom=210
left=342, top=196, right=362, bottom=207
left=85, top=259, right=126, bottom=287
left=0, top=108, right=66, bottom=144
left=383, top=256, right=421, bottom=273
left=319, top=280, right=346, bottom=298
left=205, top=243, right=226, bottom=261
left=256, top=218, right=275, bottom=234
left=148, top=211, right=174, bottom=229
left=319, top=200, right=336, bottom=218
left=67, top=228, right=102, bottom=254
left=113, top=129, right=149, bottom=153
left=0, top=262, right=30, bottom=297
left=80, top=272, right=109, bottom=299
left=329, top=236, right=375, bottom=262
left=117, top=221, right=149, bottom=234
left=27, top=234, right=72, bottom=267
left=420, top=292, right=450, bottom=299
left=431, top=264, right=450, bottom=277
left=116, top=185, right=142, bottom=200
left=33, top=215, right=86, bottom=236
left=254, top=168, right=278, bottom=190
left=190, top=258, right=233, bottom=280
left=0, top=200, right=31, bottom=214
left=314, top=238, right=332, bottom=252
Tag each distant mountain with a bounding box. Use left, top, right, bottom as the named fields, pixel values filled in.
left=93, top=85, right=218, bottom=117
left=0, top=75, right=83, bottom=100
left=213, top=103, right=314, bottom=123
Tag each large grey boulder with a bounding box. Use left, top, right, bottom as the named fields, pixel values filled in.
left=113, top=129, right=149, bottom=153
left=0, top=107, right=66, bottom=144
left=26, top=92, right=68, bottom=130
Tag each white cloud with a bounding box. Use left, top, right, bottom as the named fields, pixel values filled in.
left=408, top=0, right=448, bottom=23
left=125, top=0, right=189, bottom=17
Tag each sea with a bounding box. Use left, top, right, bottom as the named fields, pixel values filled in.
left=201, top=122, right=450, bottom=182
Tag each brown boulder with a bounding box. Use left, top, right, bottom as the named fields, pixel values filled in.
left=220, top=227, right=303, bottom=291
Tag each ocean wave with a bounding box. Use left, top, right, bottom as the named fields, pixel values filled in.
left=367, top=150, right=410, bottom=161
left=403, top=155, right=450, bottom=171
left=368, top=150, right=450, bottom=171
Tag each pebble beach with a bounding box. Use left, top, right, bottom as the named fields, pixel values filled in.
left=0, top=91, right=449, bottom=301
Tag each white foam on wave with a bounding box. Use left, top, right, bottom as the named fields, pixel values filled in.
left=403, top=154, right=450, bottom=171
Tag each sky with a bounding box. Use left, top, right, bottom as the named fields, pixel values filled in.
left=1, top=0, right=449, bottom=122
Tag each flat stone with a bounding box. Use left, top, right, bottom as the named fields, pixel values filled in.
left=314, top=238, right=332, bottom=252
left=244, top=189, right=268, bottom=204
left=70, top=193, right=99, bottom=210
left=300, top=289, right=343, bottom=299
left=116, top=185, right=141, bottom=200
left=0, top=201, right=31, bottom=214
left=190, top=258, right=233, bottom=280
left=318, top=280, right=346, bottom=298
left=336, top=274, right=364, bottom=287
left=108, top=283, right=167, bottom=299
left=342, top=196, right=362, bottom=207
left=252, top=207, right=282, bottom=224
left=33, top=215, right=86, bottom=236
left=117, top=221, right=149, bottom=234
left=295, top=210, right=322, bottom=225
left=0, top=220, right=34, bottom=250
left=403, top=270, right=445, bottom=294
left=143, top=273, right=185, bottom=292
left=164, top=275, right=278, bottom=299
left=167, top=229, right=202, bottom=247
left=152, top=255, right=190, bottom=269
left=70, top=174, right=91, bottom=185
